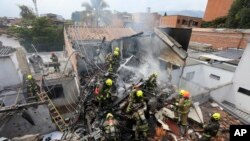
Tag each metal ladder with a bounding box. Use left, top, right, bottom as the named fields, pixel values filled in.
left=38, top=91, right=66, bottom=131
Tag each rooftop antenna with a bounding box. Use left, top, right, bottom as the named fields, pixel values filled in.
left=32, top=0, right=39, bottom=17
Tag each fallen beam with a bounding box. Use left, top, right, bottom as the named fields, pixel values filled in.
left=0, top=101, right=47, bottom=113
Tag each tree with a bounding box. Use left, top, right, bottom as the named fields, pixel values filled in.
left=226, top=0, right=250, bottom=28
left=81, top=0, right=110, bottom=26
left=18, top=5, right=36, bottom=20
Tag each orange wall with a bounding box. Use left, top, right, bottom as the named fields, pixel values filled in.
left=160, top=16, right=178, bottom=27
left=191, top=28, right=250, bottom=49
left=203, top=0, right=233, bottom=21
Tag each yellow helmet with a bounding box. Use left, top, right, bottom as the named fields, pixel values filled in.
left=106, top=113, right=113, bottom=119
left=179, top=90, right=185, bottom=96
left=27, top=75, right=33, bottom=80
left=106, top=79, right=113, bottom=86
left=115, top=47, right=120, bottom=52
left=136, top=90, right=143, bottom=97
left=113, top=51, right=119, bottom=57
left=212, top=113, right=221, bottom=120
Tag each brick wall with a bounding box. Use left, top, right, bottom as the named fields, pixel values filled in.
left=203, top=0, right=233, bottom=21
left=191, top=28, right=250, bottom=49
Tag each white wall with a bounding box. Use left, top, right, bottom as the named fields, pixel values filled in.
left=229, top=43, right=250, bottom=113
left=0, top=56, right=21, bottom=87
left=182, top=64, right=234, bottom=89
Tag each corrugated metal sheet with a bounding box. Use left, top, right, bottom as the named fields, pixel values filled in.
left=66, top=26, right=137, bottom=41
left=159, top=47, right=184, bottom=66
left=0, top=46, right=16, bottom=56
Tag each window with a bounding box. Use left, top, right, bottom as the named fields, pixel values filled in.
left=238, top=87, right=250, bottom=96
left=44, top=84, right=64, bottom=99
left=209, top=74, right=220, bottom=80
left=186, top=71, right=195, bottom=81
left=177, top=19, right=180, bottom=24
left=193, top=21, right=198, bottom=26
left=182, top=19, right=186, bottom=25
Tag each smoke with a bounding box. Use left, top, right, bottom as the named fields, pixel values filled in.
left=119, top=35, right=170, bottom=87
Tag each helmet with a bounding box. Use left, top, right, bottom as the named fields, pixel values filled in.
left=51, top=52, right=55, bottom=55
left=106, top=113, right=113, bottom=119
left=105, top=79, right=113, bottom=86
left=113, top=51, right=119, bottom=57
left=212, top=113, right=221, bottom=120
left=27, top=75, right=33, bottom=80
left=179, top=90, right=186, bottom=96
left=136, top=90, right=143, bottom=97
left=115, top=47, right=119, bottom=52
left=152, top=73, right=158, bottom=77
left=183, top=91, right=190, bottom=98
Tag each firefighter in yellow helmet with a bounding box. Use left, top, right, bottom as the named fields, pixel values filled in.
left=114, top=47, right=120, bottom=52
left=126, top=90, right=148, bottom=140
left=102, top=113, right=120, bottom=141
left=199, top=113, right=221, bottom=141
left=178, top=90, right=192, bottom=136
left=126, top=90, right=145, bottom=113
left=96, top=78, right=113, bottom=108
left=26, top=74, right=39, bottom=97
left=143, top=73, right=158, bottom=92
left=172, top=89, right=186, bottom=120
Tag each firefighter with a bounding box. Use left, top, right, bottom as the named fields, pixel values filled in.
left=143, top=73, right=157, bottom=92
left=96, top=78, right=113, bottom=108
left=102, top=113, right=120, bottom=141
left=114, top=47, right=120, bottom=52
left=126, top=90, right=146, bottom=113
left=173, top=90, right=186, bottom=120
left=112, top=51, right=120, bottom=72
left=132, top=109, right=149, bottom=141
left=26, top=75, right=38, bottom=97
left=50, top=52, right=60, bottom=72
left=178, top=90, right=192, bottom=136
left=199, top=113, right=221, bottom=141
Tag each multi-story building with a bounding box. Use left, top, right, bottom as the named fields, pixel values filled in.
left=203, top=0, right=234, bottom=21
left=160, top=15, right=202, bottom=28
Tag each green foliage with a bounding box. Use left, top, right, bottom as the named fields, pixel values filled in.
left=80, top=0, right=111, bottom=26
left=226, top=0, right=250, bottom=28
left=201, top=17, right=227, bottom=28
left=18, top=5, right=36, bottom=20
left=9, top=17, right=64, bottom=52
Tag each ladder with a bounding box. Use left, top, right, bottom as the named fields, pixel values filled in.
left=38, top=91, right=66, bottom=132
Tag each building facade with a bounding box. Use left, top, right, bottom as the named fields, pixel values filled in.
left=190, top=28, right=250, bottom=49
left=160, top=15, right=202, bottom=28
left=203, top=0, right=234, bottom=21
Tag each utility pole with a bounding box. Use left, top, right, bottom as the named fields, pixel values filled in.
left=32, top=0, right=39, bottom=17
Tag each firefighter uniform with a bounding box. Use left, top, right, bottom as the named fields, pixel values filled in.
left=199, top=113, right=220, bottom=141
left=96, top=79, right=112, bottom=108
left=126, top=90, right=145, bottom=113
left=102, top=113, right=120, bottom=141
left=173, top=90, right=186, bottom=120
left=132, top=109, right=149, bottom=140
left=179, top=94, right=192, bottom=126
left=143, top=73, right=157, bottom=92
left=50, top=53, right=60, bottom=72
left=27, top=75, right=38, bottom=97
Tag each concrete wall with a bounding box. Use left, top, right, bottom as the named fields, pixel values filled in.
left=0, top=105, right=57, bottom=138
left=64, top=28, right=78, bottom=74
left=230, top=43, right=250, bottom=113
left=190, top=28, right=250, bottom=49
left=45, top=77, right=79, bottom=107
left=0, top=56, right=21, bottom=87
left=203, top=0, right=233, bottom=21
left=210, top=42, right=250, bottom=114
left=182, top=64, right=234, bottom=89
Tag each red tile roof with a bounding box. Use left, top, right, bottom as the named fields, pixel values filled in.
left=66, top=26, right=137, bottom=41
